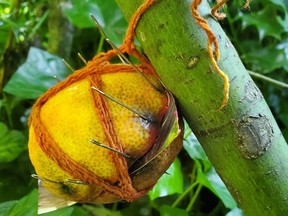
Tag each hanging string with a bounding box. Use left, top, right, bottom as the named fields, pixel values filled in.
left=191, top=0, right=230, bottom=109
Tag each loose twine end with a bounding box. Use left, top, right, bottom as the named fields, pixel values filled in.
left=191, top=0, right=230, bottom=109
left=211, top=0, right=227, bottom=20
left=243, top=0, right=251, bottom=10
left=212, top=0, right=251, bottom=19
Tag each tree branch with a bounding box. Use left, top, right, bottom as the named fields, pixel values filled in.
left=47, top=0, right=74, bottom=59
left=248, top=70, right=288, bottom=89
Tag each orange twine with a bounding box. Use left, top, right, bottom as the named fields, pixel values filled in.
left=212, top=0, right=251, bottom=18
left=90, top=0, right=157, bottom=75
left=191, top=0, right=229, bottom=109
left=211, top=0, right=227, bottom=20
left=243, top=0, right=251, bottom=9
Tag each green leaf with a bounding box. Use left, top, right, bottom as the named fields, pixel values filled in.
left=0, top=22, right=9, bottom=55
left=95, top=0, right=128, bottom=45
left=42, top=207, right=74, bottom=216
left=277, top=40, right=288, bottom=71
left=277, top=15, right=288, bottom=33
left=159, top=205, right=188, bottom=216
left=149, top=158, right=183, bottom=200
left=240, top=7, right=285, bottom=40
left=120, top=196, right=152, bottom=216
left=0, top=170, right=33, bottom=202
left=0, top=0, right=10, bottom=5
left=183, top=123, right=237, bottom=209
left=63, top=0, right=127, bottom=45
left=242, top=43, right=288, bottom=73
left=42, top=206, right=88, bottom=216
left=0, top=200, right=17, bottom=216
left=197, top=167, right=237, bottom=209
left=8, top=189, right=37, bottom=216
left=81, top=205, right=123, bottom=216
left=226, top=207, right=243, bottom=216
left=183, top=130, right=207, bottom=161
left=3, top=47, right=70, bottom=99
left=0, top=122, right=26, bottom=163
left=63, top=0, right=104, bottom=29
left=183, top=125, right=211, bottom=170
left=70, top=206, right=90, bottom=216
left=268, top=0, right=288, bottom=12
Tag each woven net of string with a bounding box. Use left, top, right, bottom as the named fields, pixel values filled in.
left=29, top=0, right=158, bottom=202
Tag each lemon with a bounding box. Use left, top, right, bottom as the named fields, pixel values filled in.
left=28, top=64, right=182, bottom=204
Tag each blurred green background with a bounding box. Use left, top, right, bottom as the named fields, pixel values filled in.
left=0, top=0, right=287, bottom=215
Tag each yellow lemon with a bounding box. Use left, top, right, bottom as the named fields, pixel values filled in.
left=28, top=63, right=183, bottom=205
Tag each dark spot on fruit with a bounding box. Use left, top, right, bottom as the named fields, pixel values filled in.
left=60, top=183, right=74, bottom=195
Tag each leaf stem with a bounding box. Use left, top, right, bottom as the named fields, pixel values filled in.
left=172, top=181, right=199, bottom=208
left=248, top=70, right=288, bottom=89
left=97, top=34, right=105, bottom=54
left=186, top=184, right=203, bottom=212
left=28, top=11, right=49, bottom=40
left=112, top=202, right=118, bottom=211
left=2, top=93, right=13, bottom=128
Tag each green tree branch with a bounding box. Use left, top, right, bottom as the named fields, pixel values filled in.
left=47, top=0, right=74, bottom=59
left=115, top=0, right=288, bottom=215
left=248, top=70, right=288, bottom=89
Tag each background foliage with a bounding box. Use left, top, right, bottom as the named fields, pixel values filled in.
left=0, top=0, right=287, bottom=215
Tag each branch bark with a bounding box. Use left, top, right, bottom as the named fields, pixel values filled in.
left=47, top=0, right=73, bottom=59
left=115, top=0, right=288, bottom=215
